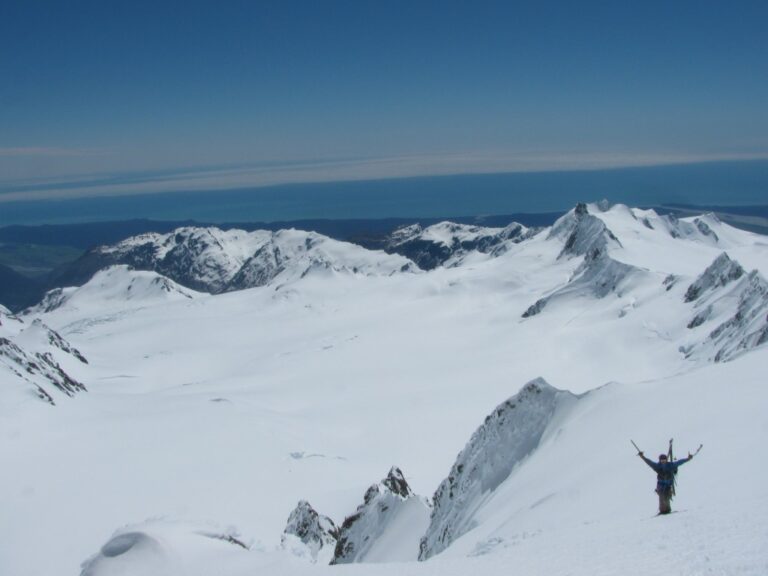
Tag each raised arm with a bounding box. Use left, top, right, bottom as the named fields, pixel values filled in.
left=673, top=455, right=693, bottom=469
left=638, top=453, right=659, bottom=472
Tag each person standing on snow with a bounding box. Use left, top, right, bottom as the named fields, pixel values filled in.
left=638, top=450, right=694, bottom=514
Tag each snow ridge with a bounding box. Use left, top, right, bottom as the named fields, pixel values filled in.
left=419, top=379, right=579, bottom=560
left=332, top=467, right=430, bottom=565
left=548, top=202, right=622, bottom=260
left=684, top=255, right=768, bottom=362
left=523, top=242, right=638, bottom=318
left=0, top=306, right=88, bottom=403
left=26, top=266, right=200, bottom=315
left=684, top=252, right=745, bottom=303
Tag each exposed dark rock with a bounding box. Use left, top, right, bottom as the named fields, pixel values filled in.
left=282, top=500, right=338, bottom=561
left=384, top=221, right=533, bottom=270
left=684, top=253, right=744, bottom=303
left=332, top=466, right=429, bottom=565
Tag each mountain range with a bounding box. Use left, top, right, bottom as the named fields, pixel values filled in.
left=1, top=202, right=767, bottom=576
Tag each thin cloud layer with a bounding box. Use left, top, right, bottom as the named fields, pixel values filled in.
left=2, top=150, right=768, bottom=203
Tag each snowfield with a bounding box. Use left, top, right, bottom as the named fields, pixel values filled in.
left=1, top=203, right=767, bottom=576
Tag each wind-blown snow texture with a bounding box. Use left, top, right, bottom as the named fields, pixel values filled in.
left=2, top=202, right=768, bottom=576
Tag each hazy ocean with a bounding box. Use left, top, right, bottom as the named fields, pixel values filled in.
left=1, top=161, right=766, bottom=226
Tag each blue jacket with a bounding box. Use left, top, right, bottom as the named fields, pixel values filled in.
left=641, top=455, right=692, bottom=489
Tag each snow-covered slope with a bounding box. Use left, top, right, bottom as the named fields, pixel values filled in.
left=94, top=227, right=269, bottom=293
left=419, top=379, right=579, bottom=560
left=682, top=254, right=768, bottom=362
left=229, top=229, right=417, bottom=290
left=27, top=265, right=201, bottom=316
left=0, top=305, right=88, bottom=404
left=1, top=202, right=767, bottom=576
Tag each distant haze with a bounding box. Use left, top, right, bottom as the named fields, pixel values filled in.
left=1, top=160, right=766, bottom=227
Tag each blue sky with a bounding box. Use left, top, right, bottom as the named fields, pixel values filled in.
left=1, top=1, right=767, bottom=200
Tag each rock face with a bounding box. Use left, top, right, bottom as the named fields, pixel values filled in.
left=89, top=227, right=270, bottom=293
left=419, top=379, right=579, bottom=560
left=332, top=467, right=431, bottom=565
left=282, top=500, right=339, bottom=563
left=523, top=248, right=637, bottom=318
left=524, top=216, right=638, bottom=320
left=684, top=252, right=745, bottom=303
left=0, top=306, right=88, bottom=404
left=664, top=213, right=722, bottom=245
left=548, top=203, right=622, bottom=260
left=683, top=255, right=768, bottom=362
left=55, top=227, right=417, bottom=296
left=385, top=221, right=532, bottom=270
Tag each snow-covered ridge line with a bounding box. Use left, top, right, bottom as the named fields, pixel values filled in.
left=0, top=305, right=88, bottom=404
left=683, top=252, right=768, bottom=362
left=548, top=202, right=622, bottom=260
left=26, top=266, right=201, bottom=316
left=331, top=466, right=430, bottom=564
left=77, top=226, right=419, bottom=295
left=419, top=378, right=580, bottom=560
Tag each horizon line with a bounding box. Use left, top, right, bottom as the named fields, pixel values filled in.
left=1, top=151, right=768, bottom=205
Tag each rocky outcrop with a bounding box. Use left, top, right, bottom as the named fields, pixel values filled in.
left=282, top=500, right=339, bottom=563
left=419, top=379, right=579, bottom=560
left=226, top=230, right=416, bottom=291
left=385, top=221, right=532, bottom=270
left=684, top=252, right=745, bottom=303
left=548, top=203, right=621, bottom=260
left=0, top=306, right=88, bottom=404
left=664, top=213, right=722, bottom=245
left=332, top=467, right=430, bottom=564
left=523, top=247, right=638, bottom=318
left=93, top=228, right=268, bottom=293
left=683, top=255, right=768, bottom=362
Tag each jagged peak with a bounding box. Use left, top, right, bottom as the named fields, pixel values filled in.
left=684, top=266, right=768, bottom=362
left=548, top=203, right=621, bottom=260
left=282, top=500, right=338, bottom=563
left=382, top=466, right=413, bottom=499
left=331, top=466, right=428, bottom=565
left=684, top=252, right=745, bottom=303
left=522, top=250, right=638, bottom=318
